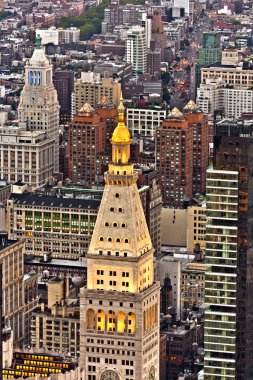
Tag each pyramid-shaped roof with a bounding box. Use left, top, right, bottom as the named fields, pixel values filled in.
left=184, top=100, right=198, bottom=111
left=79, top=102, right=94, bottom=115
left=168, top=107, right=184, bottom=118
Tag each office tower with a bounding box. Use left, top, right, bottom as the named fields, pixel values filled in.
left=156, top=107, right=193, bottom=208
left=151, top=10, right=167, bottom=61
left=183, top=100, right=208, bottom=194
left=68, top=103, right=106, bottom=186
left=53, top=70, right=74, bottom=123
left=204, top=125, right=253, bottom=379
left=7, top=182, right=100, bottom=259
left=72, top=72, right=121, bottom=117
left=126, top=26, right=147, bottom=76
left=18, top=36, right=60, bottom=171
left=199, top=32, right=221, bottom=66
left=141, top=13, right=152, bottom=49
left=0, top=233, right=25, bottom=343
left=80, top=97, right=160, bottom=380
left=196, top=32, right=221, bottom=87
left=0, top=124, right=55, bottom=189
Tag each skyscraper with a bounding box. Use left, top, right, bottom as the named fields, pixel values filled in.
left=68, top=103, right=106, bottom=186
left=53, top=70, right=74, bottom=124
left=18, top=35, right=60, bottom=171
left=80, top=96, right=160, bottom=380
left=183, top=100, right=208, bottom=194
left=156, top=107, right=193, bottom=208
left=126, top=26, right=147, bottom=76
left=204, top=125, right=253, bottom=379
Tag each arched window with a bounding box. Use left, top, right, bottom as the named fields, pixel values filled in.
left=87, top=309, right=95, bottom=330
left=122, top=223, right=126, bottom=228
left=115, top=193, right=120, bottom=198
left=127, top=312, right=136, bottom=334
left=118, top=208, right=123, bottom=212
left=124, top=238, right=129, bottom=243
left=110, top=207, right=114, bottom=212
left=108, top=237, right=112, bottom=242
left=107, top=310, right=116, bottom=332
left=105, top=222, right=109, bottom=227
left=116, top=238, right=121, bottom=243
left=117, top=311, right=125, bottom=333
left=97, top=309, right=105, bottom=331
left=99, top=237, right=104, bottom=241
left=113, top=222, right=118, bottom=227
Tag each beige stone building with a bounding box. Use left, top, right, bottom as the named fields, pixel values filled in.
left=18, top=35, right=60, bottom=171
left=72, top=72, right=121, bottom=117
left=31, top=277, right=80, bottom=358
left=161, top=208, right=187, bottom=247
left=186, top=205, right=206, bottom=252
left=181, top=262, right=207, bottom=308
left=0, top=125, right=55, bottom=189
left=0, top=234, right=38, bottom=344
left=80, top=98, right=160, bottom=380
left=201, top=51, right=253, bottom=89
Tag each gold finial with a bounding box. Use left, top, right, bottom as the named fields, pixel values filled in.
left=118, top=92, right=125, bottom=122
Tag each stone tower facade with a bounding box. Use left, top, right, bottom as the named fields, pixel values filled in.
left=18, top=36, right=60, bottom=171
left=80, top=97, right=160, bottom=380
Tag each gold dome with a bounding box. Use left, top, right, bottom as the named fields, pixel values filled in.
left=111, top=94, right=131, bottom=144
left=111, top=122, right=131, bottom=143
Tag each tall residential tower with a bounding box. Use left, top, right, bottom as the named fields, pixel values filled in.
left=80, top=97, right=160, bottom=380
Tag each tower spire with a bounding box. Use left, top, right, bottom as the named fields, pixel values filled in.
left=35, top=34, right=42, bottom=49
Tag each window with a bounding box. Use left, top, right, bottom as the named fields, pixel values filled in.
left=110, top=207, right=114, bottom=212
left=105, top=222, right=109, bottom=227
left=115, top=193, right=120, bottom=198
left=122, top=223, right=126, bottom=228
left=99, top=237, right=104, bottom=241
left=125, top=239, right=129, bottom=243
left=113, top=223, right=118, bottom=227
left=108, top=237, right=112, bottom=242
left=116, top=238, right=121, bottom=243
left=118, top=208, right=123, bottom=212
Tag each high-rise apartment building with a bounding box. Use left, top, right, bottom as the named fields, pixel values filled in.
left=197, top=78, right=253, bottom=118
left=126, top=26, right=147, bottom=76
left=68, top=103, right=106, bottom=186
left=204, top=125, right=253, bottom=379
left=183, top=100, right=208, bottom=194
left=80, top=97, right=160, bottom=380
left=72, top=72, right=121, bottom=117
left=18, top=36, right=59, bottom=171
left=156, top=107, right=193, bottom=208
left=53, top=70, right=74, bottom=123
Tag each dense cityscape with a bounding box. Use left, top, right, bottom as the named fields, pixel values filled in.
left=0, top=0, right=250, bottom=379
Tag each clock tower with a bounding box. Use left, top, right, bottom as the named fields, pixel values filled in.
left=18, top=35, right=60, bottom=171
left=80, top=96, right=160, bottom=380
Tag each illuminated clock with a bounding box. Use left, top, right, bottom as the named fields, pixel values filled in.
left=30, top=95, right=38, bottom=104
left=149, top=365, right=155, bottom=380
left=100, top=370, right=120, bottom=380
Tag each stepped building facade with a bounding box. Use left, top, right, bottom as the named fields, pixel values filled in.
left=80, top=97, right=160, bottom=380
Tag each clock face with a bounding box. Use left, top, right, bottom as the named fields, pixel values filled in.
left=149, top=365, right=155, bottom=380
left=100, top=370, right=120, bottom=380
left=30, top=95, right=38, bottom=104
